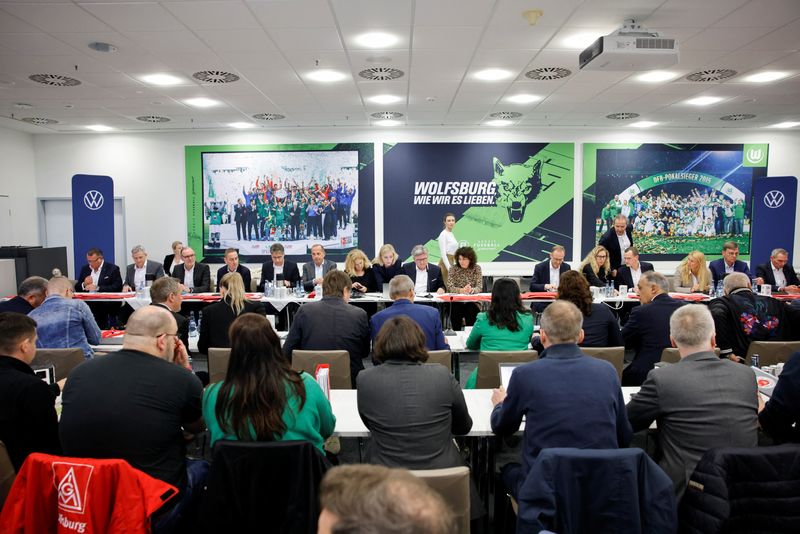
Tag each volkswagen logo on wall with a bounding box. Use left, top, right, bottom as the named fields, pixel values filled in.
left=83, top=190, right=105, bottom=210
left=763, top=190, right=785, bottom=209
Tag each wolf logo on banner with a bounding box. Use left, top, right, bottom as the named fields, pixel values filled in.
left=493, top=157, right=542, bottom=223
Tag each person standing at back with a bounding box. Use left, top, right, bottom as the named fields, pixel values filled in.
left=437, top=213, right=458, bottom=287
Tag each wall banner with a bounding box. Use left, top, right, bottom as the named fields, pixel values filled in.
left=750, top=175, right=797, bottom=265
left=71, top=174, right=115, bottom=269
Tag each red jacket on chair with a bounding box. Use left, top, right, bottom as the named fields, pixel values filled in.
left=0, top=453, right=177, bottom=534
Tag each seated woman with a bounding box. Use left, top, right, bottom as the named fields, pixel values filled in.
left=202, top=313, right=335, bottom=452
left=532, top=271, right=623, bottom=352
left=344, top=248, right=376, bottom=293
left=580, top=245, right=612, bottom=287
left=372, top=244, right=403, bottom=289
left=463, top=278, right=535, bottom=389
left=674, top=250, right=712, bottom=293
left=446, top=246, right=483, bottom=329
left=163, top=240, right=183, bottom=276
left=197, top=272, right=264, bottom=354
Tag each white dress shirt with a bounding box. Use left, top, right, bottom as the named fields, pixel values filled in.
left=314, top=264, right=324, bottom=279
left=549, top=264, right=561, bottom=289
left=630, top=264, right=642, bottom=287
left=184, top=267, right=195, bottom=290
left=415, top=267, right=428, bottom=294
left=725, top=261, right=735, bottom=274
left=133, top=262, right=147, bottom=288
left=772, top=265, right=786, bottom=289
left=617, top=233, right=630, bottom=256
left=91, top=261, right=104, bottom=286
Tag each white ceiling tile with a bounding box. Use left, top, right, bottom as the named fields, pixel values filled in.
left=0, top=8, right=43, bottom=33
left=332, top=0, right=413, bottom=28
left=714, top=0, right=800, bottom=28
left=644, top=0, right=748, bottom=27
left=195, top=29, right=277, bottom=52
left=348, top=50, right=410, bottom=71
left=2, top=3, right=113, bottom=33
left=413, top=27, right=482, bottom=50
left=479, top=26, right=556, bottom=50
left=566, top=5, right=661, bottom=28
left=269, top=27, right=343, bottom=50
left=123, top=31, right=214, bottom=55
left=80, top=3, right=185, bottom=32
left=469, top=50, right=538, bottom=73
left=162, top=1, right=262, bottom=30
left=247, top=0, right=336, bottom=29
left=219, top=51, right=294, bottom=71
left=283, top=50, right=350, bottom=73
left=0, top=32, right=77, bottom=55
left=342, top=27, right=410, bottom=50
left=713, top=49, right=795, bottom=73
left=489, top=0, right=581, bottom=28
left=414, top=0, right=493, bottom=27
left=681, top=26, right=776, bottom=51
left=741, top=19, right=800, bottom=51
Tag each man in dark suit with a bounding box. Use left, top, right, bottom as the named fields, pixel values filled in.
left=216, top=248, right=251, bottom=292
left=621, top=272, right=686, bottom=386
left=370, top=275, right=448, bottom=352
left=0, top=276, right=48, bottom=314
left=598, top=215, right=633, bottom=276
left=148, top=277, right=189, bottom=348
left=401, top=244, right=446, bottom=294
left=283, top=271, right=370, bottom=387
left=171, top=247, right=211, bottom=293
left=74, top=247, right=123, bottom=329
left=302, top=244, right=337, bottom=292
left=754, top=248, right=799, bottom=293
left=627, top=304, right=758, bottom=498
left=122, top=245, right=165, bottom=291
left=708, top=241, right=751, bottom=286
left=529, top=245, right=571, bottom=291
left=614, top=246, right=654, bottom=290
left=233, top=198, right=248, bottom=241
left=259, top=243, right=301, bottom=291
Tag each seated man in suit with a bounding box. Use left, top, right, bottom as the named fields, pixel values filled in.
left=283, top=270, right=370, bottom=387
left=259, top=243, right=301, bottom=291
left=216, top=248, right=251, bottom=292
left=171, top=247, right=211, bottom=293
left=759, top=351, right=800, bottom=444
left=149, top=276, right=189, bottom=348
left=370, top=275, right=448, bottom=352
left=754, top=247, right=799, bottom=293
left=627, top=304, right=758, bottom=498
left=708, top=241, right=751, bottom=286
left=598, top=214, right=633, bottom=277
left=621, top=272, right=686, bottom=386
left=491, top=300, right=632, bottom=498
left=302, top=244, right=337, bottom=292
left=122, top=245, right=165, bottom=292
left=0, top=276, right=48, bottom=314
left=401, top=245, right=446, bottom=295
left=74, top=247, right=124, bottom=329
left=615, top=246, right=653, bottom=290
left=529, top=245, right=570, bottom=292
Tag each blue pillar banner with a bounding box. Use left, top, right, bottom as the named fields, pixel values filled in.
left=71, top=174, right=115, bottom=272
left=750, top=175, right=796, bottom=265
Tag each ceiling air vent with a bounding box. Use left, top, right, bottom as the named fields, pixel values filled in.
left=489, top=112, right=522, bottom=119
left=370, top=112, right=403, bottom=119
left=685, top=69, right=737, bottom=82
left=28, top=74, right=81, bottom=87
left=193, top=70, right=240, bottom=84
left=252, top=113, right=286, bottom=121
left=136, top=115, right=171, bottom=123
left=359, top=67, right=404, bottom=81
left=720, top=114, right=756, bottom=121
left=606, top=112, right=640, bottom=120
left=21, top=117, right=58, bottom=125
left=525, top=67, right=572, bottom=81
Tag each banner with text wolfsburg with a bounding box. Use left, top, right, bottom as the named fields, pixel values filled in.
left=382, top=143, right=575, bottom=263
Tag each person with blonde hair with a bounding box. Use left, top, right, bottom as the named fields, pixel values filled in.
left=372, top=243, right=402, bottom=288
left=674, top=251, right=712, bottom=293
left=198, top=272, right=264, bottom=354
left=580, top=245, right=612, bottom=287
left=344, top=248, right=376, bottom=293
left=163, top=240, right=183, bottom=276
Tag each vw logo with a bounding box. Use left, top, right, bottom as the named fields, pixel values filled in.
left=83, top=190, right=104, bottom=210
left=746, top=148, right=763, bottom=164
left=763, top=190, right=785, bottom=209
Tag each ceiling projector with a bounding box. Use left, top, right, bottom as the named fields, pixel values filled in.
left=579, top=20, right=679, bottom=71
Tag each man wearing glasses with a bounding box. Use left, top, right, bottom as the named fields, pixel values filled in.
left=171, top=247, right=211, bottom=294
left=60, top=306, right=206, bottom=532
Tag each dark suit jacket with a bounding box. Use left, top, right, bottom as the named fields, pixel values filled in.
left=400, top=263, right=446, bottom=293
left=124, top=261, right=165, bottom=289
left=598, top=225, right=634, bottom=271
left=283, top=296, right=370, bottom=386
left=755, top=262, right=800, bottom=292
left=197, top=298, right=265, bottom=354
left=150, top=302, right=189, bottom=348
left=74, top=261, right=123, bottom=293
left=373, top=260, right=403, bottom=288
left=530, top=260, right=571, bottom=292
left=163, top=254, right=177, bottom=276
left=301, top=259, right=337, bottom=292
left=708, top=258, right=751, bottom=285
left=216, top=265, right=252, bottom=292
left=259, top=260, right=301, bottom=292
left=370, top=299, right=448, bottom=351
left=759, top=351, right=800, bottom=443
left=621, top=293, right=686, bottom=386
left=0, top=296, right=33, bottom=314
left=171, top=263, right=211, bottom=293
left=626, top=351, right=758, bottom=498
left=614, top=261, right=654, bottom=290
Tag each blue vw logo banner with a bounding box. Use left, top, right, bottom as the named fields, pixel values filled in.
left=751, top=176, right=796, bottom=265
left=71, top=175, right=114, bottom=272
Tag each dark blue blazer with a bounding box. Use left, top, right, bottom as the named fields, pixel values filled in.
left=755, top=262, right=800, bottom=292
left=614, top=261, right=654, bottom=290
left=758, top=351, right=800, bottom=443
left=621, top=293, right=686, bottom=386
left=0, top=296, right=33, bottom=315
left=529, top=260, right=571, bottom=292
left=401, top=263, right=446, bottom=293
left=370, top=299, right=448, bottom=351
left=216, top=264, right=252, bottom=292
left=373, top=260, right=403, bottom=288
left=582, top=303, right=624, bottom=348
left=708, top=258, right=751, bottom=285
left=258, top=260, right=300, bottom=292
left=74, top=261, right=123, bottom=293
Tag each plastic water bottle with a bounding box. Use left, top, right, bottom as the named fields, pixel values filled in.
left=314, top=283, right=323, bottom=300
left=188, top=312, right=198, bottom=338
left=197, top=311, right=203, bottom=333
left=296, top=280, right=305, bottom=297
left=716, top=280, right=724, bottom=298
left=751, top=353, right=759, bottom=369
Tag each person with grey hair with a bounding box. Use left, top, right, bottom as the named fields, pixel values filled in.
left=621, top=271, right=686, bottom=386
left=754, top=247, right=799, bottom=293
left=491, top=300, right=632, bottom=499
left=301, top=244, right=337, bottom=292
left=369, top=274, right=448, bottom=352
left=401, top=244, right=446, bottom=294
left=709, top=272, right=800, bottom=362
left=0, top=276, right=48, bottom=314
left=627, top=304, right=758, bottom=498
left=119, top=244, right=165, bottom=325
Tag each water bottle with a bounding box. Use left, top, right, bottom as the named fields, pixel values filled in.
left=197, top=311, right=203, bottom=333
left=264, top=281, right=273, bottom=298
left=716, top=280, right=724, bottom=298
left=751, top=353, right=759, bottom=369
left=314, top=283, right=323, bottom=300
left=188, top=312, right=198, bottom=338
left=296, top=280, right=305, bottom=297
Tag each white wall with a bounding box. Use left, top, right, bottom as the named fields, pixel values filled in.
left=27, top=126, right=800, bottom=274
left=0, top=126, right=38, bottom=245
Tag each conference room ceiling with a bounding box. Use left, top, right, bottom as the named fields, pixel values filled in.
left=0, top=0, right=798, bottom=133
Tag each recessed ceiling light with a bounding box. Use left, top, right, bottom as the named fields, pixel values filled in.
left=630, top=121, right=659, bottom=128
left=184, top=97, right=220, bottom=108
left=355, top=32, right=399, bottom=48
left=306, top=69, right=347, bottom=82
left=485, top=119, right=513, bottom=127
left=369, top=94, right=402, bottom=105
left=743, top=71, right=789, bottom=83
left=637, top=71, right=678, bottom=82
left=769, top=121, right=800, bottom=129
left=140, top=73, right=184, bottom=86
left=374, top=119, right=402, bottom=126
left=473, top=68, right=513, bottom=81
left=685, top=96, right=723, bottom=106
left=228, top=122, right=255, bottom=129
left=505, top=94, right=542, bottom=104
left=562, top=33, right=601, bottom=49
left=86, top=124, right=113, bottom=132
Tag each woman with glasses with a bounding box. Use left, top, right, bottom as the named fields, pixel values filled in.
left=197, top=272, right=264, bottom=354
left=580, top=245, right=612, bottom=287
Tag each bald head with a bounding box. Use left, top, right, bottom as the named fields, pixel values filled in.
left=123, top=306, right=178, bottom=359
left=47, top=276, right=74, bottom=297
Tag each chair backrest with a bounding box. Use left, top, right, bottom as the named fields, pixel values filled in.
left=0, top=440, right=15, bottom=511
left=31, top=348, right=85, bottom=381
left=208, top=347, right=232, bottom=384
left=476, top=350, right=538, bottom=389
left=581, top=347, right=624, bottom=379
left=426, top=350, right=452, bottom=371
left=409, top=466, right=470, bottom=534
left=661, top=347, right=721, bottom=364
left=291, top=350, right=351, bottom=389
left=745, top=341, right=800, bottom=366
